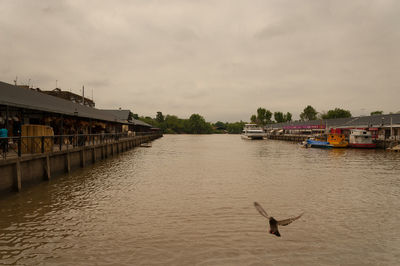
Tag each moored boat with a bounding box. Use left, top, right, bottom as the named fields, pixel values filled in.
left=241, top=124, right=267, bottom=140
left=303, top=138, right=333, bottom=148
left=349, top=129, right=376, bottom=148
left=328, top=133, right=348, bottom=148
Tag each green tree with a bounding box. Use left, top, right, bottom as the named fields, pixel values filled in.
left=214, top=121, right=226, bottom=130
left=321, top=108, right=352, bottom=119
left=274, top=112, right=285, bottom=123
left=252, top=107, right=272, bottom=125
left=187, top=114, right=213, bottom=134
left=370, top=111, right=383, bottom=116
left=156, top=111, right=165, bottom=123
left=250, top=115, right=257, bottom=123
left=300, top=105, right=318, bottom=121
left=139, top=116, right=158, bottom=127
left=128, top=111, right=133, bottom=122
left=226, top=121, right=246, bottom=134
left=164, top=115, right=185, bottom=133
left=284, top=112, right=292, bottom=122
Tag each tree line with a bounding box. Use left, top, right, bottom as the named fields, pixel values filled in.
left=133, top=106, right=394, bottom=134
left=134, top=112, right=246, bottom=134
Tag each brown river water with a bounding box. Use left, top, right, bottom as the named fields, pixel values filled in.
left=1, top=135, right=400, bottom=265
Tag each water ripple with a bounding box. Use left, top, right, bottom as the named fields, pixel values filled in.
left=1, top=135, right=400, bottom=265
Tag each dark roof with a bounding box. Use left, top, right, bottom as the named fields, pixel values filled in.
left=101, top=109, right=152, bottom=127
left=102, top=109, right=131, bottom=122
left=266, top=113, right=400, bottom=129
left=1, top=81, right=123, bottom=123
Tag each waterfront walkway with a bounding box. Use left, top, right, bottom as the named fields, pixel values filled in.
left=0, top=132, right=162, bottom=193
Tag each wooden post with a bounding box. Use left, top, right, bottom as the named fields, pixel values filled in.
left=81, top=148, right=85, bottom=167
left=92, top=147, right=96, bottom=163
left=14, top=159, right=22, bottom=192
left=44, top=155, right=51, bottom=180
left=66, top=152, right=71, bottom=173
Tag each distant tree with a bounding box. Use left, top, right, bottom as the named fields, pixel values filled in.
left=321, top=108, right=352, bottom=119
left=300, top=105, right=318, bottom=121
left=139, top=116, right=157, bottom=127
left=250, top=115, right=257, bottom=123
left=156, top=111, right=165, bottom=123
left=187, top=114, right=213, bottom=134
left=274, top=112, right=285, bottom=123
left=370, top=111, right=383, bottom=116
left=226, top=121, right=246, bottom=134
left=128, top=111, right=134, bottom=122
left=214, top=121, right=226, bottom=130
left=284, top=112, right=292, bottom=122
left=274, top=111, right=292, bottom=123
left=164, top=115, right=185, bottom=133
left=252, top=107, right=272, bottom=125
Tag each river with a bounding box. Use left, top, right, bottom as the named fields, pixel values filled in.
left=1, top=135, right=399, bottom=265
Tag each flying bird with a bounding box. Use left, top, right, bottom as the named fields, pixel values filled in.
left=254, top=202, right=303, bottom=237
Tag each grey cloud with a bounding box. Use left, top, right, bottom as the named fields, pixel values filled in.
left=1, top=0, right=399, bottom=122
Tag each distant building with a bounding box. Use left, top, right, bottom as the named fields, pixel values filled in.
left=40, top=88, right=95, bottom=108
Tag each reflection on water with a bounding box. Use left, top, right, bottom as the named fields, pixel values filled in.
left=1, top=135, right=400, bottom=265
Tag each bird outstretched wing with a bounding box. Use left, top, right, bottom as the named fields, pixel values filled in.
left=277, top=213, right=303, bottom=226
left=254, top=202, right=270, bottom=219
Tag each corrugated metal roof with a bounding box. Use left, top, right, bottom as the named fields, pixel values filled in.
left=102, top=109, right=131, bottom=122
left=0, top=81, right=153, bottom=127
left=266, top=113, right=400, bottom=129
left=101, top=109, right=152, bottom=127
left=1, top=81, right=123, bottom=123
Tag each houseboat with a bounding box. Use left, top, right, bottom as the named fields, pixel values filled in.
left=241, top=124, right=267, bottom=140
left=349, top=129, right=376, bottom=148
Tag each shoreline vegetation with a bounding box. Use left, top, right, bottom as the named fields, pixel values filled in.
left=135, top=106, right=396, bottom=135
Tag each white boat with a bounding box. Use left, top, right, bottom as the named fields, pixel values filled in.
left=241, top=124, right=267, bottom=140
left=349, top=129, right=376, bottom=148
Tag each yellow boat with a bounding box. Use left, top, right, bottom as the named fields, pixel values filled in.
left=327, top=133, right=348, bottom=148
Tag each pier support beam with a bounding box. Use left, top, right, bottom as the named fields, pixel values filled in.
left=81, top=149, right=85, bottom=168
left=14, top=159, right=22, bottom=192
left=66, top=152, right=71, bottom=173
left=92, top=147, right=96, bottom=163
left=44, top=155, right=51, bottom=180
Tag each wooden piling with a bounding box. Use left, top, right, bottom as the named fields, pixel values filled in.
left=92, top=147, right=96, bottom=163
left=14, top=159, right=22, bottom=192
left=81, top=149, right=85, bottom=168
left=44, top=155, right=51, bottom=180
left=66, top=152, right=71, bottom=173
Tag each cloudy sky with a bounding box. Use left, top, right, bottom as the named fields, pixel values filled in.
left=1, top=0, right=399, bottom=122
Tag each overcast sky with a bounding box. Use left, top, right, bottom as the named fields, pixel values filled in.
left=1, top=0, right=399, bottom=122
